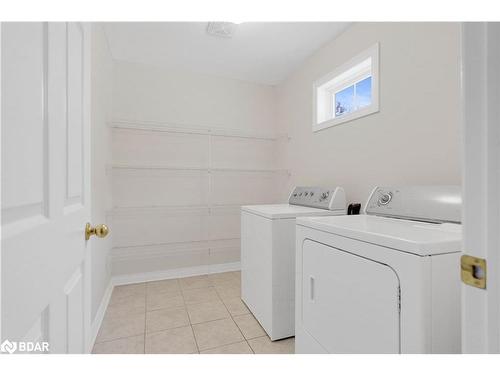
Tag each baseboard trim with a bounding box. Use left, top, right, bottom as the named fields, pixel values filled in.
left=88, top=280, right=114, bottom=353
left=112, top=261, right=241, bottom=286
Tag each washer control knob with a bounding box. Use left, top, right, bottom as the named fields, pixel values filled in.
left=378, top=192, right=393, bottom=206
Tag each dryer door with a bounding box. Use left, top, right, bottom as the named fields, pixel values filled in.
left=302, top=240, right=400, bottom=353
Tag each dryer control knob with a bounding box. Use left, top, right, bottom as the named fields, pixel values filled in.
left=378, top=192, right=393, bottom=206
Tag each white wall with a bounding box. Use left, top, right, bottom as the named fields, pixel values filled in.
left=112, top=61, right=276, bottom=133
left=110, top=61, right=284, bottom=280
left=276, top=22, right=462, bottom=204
left=90, top=24, right=113, bottom=321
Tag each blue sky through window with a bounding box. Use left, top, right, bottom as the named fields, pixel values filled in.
left=355, top=77, right=372, bottom=109
left=335, top=85, right=354, bottom=116
left=334, top=76, right=372, bottom=117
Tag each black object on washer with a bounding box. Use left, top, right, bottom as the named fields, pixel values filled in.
left=347, top=203, right=361, bottom=215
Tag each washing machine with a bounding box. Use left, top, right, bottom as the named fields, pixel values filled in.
left=295, top=186, right=462, bottom=354
left=241, top=186, right=346, bottom=341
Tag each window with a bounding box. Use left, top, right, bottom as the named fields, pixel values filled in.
left=313, top=43, right=379, bottom=132
left=335, top=76, right=372, bottom=117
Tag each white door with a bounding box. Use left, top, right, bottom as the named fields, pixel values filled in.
left=1, top=22, right=93, bottom=353
left=301, top=240, right=400, bottom=353
left=462, top=22, right=500, bottom=353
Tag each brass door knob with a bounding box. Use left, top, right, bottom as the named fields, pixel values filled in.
left=85, top=223, right=109, bottom=241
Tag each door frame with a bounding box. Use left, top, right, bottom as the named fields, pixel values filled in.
left=461, top=22, right=500, bottom=353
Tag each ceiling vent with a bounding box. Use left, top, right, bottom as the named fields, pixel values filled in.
left=206, top=22, right=238, bottom=38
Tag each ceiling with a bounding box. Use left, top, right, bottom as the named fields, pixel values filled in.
left=103, top=22, right=351, bottom=85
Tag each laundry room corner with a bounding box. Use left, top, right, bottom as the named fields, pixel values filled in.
left=105, top=32, right=284, bottom=283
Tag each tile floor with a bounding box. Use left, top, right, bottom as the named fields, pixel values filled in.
left=92, top=271, right=295, bottom=354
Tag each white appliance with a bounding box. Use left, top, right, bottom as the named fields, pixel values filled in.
left=295, top=186, right=462, bottom=354
left=241, top=186, right=346, bottom=341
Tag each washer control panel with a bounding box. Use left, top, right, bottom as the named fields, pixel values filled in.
left=288, top=186, right=346, bottom=211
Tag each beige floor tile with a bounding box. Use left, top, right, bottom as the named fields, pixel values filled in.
left=214, top=282, right=241, bottom=299
left=182, top=286, right=220, bottom=305
left=105, top=302, right=145, bottom=319
left=147, top=279, right=180, bottom=295
left=212, top=276, right=241, bottom=288
left=92, top=335, right=144, bottom=354
left=247, top=336, right=295, bottom=354
left=96, top=313, right=145, bottom=343
left=233, top=314, right=266, bottom=340
left=112, top=283, right=146, bottom=299
left=186, top=300, right=230, bottom=324
left=106, top=292, right=146, bottom=317
left=146, top=307, right=190, bottom=333
left=221, top=296, right=250, bottom=316
left=201, top=341, right=253, bottom=354
left=145, top=326, right=198, bottom=354
left=146, top=291, right=184, bottom=311
left=208, top=271, right=240, bottom=284
left=109, top=288, right=146, bottom=307
left=179, top=275, right=213, bottom=290
left=192, top=317, right=244, bottom=351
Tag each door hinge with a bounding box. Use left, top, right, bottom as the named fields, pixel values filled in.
left=461, top=254, right=487, bottom=289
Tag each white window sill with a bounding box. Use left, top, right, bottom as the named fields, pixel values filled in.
left=313, top=104, right=379, bottom=132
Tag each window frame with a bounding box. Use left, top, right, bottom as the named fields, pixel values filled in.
left=313, top=43, right=380, bottom=132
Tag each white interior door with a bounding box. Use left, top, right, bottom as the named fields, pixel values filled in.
left=301, top=240, right=400, bottom=354
left=1, top=22, right=92, bottom=353
left=462, top=22, right=500, bottom=353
